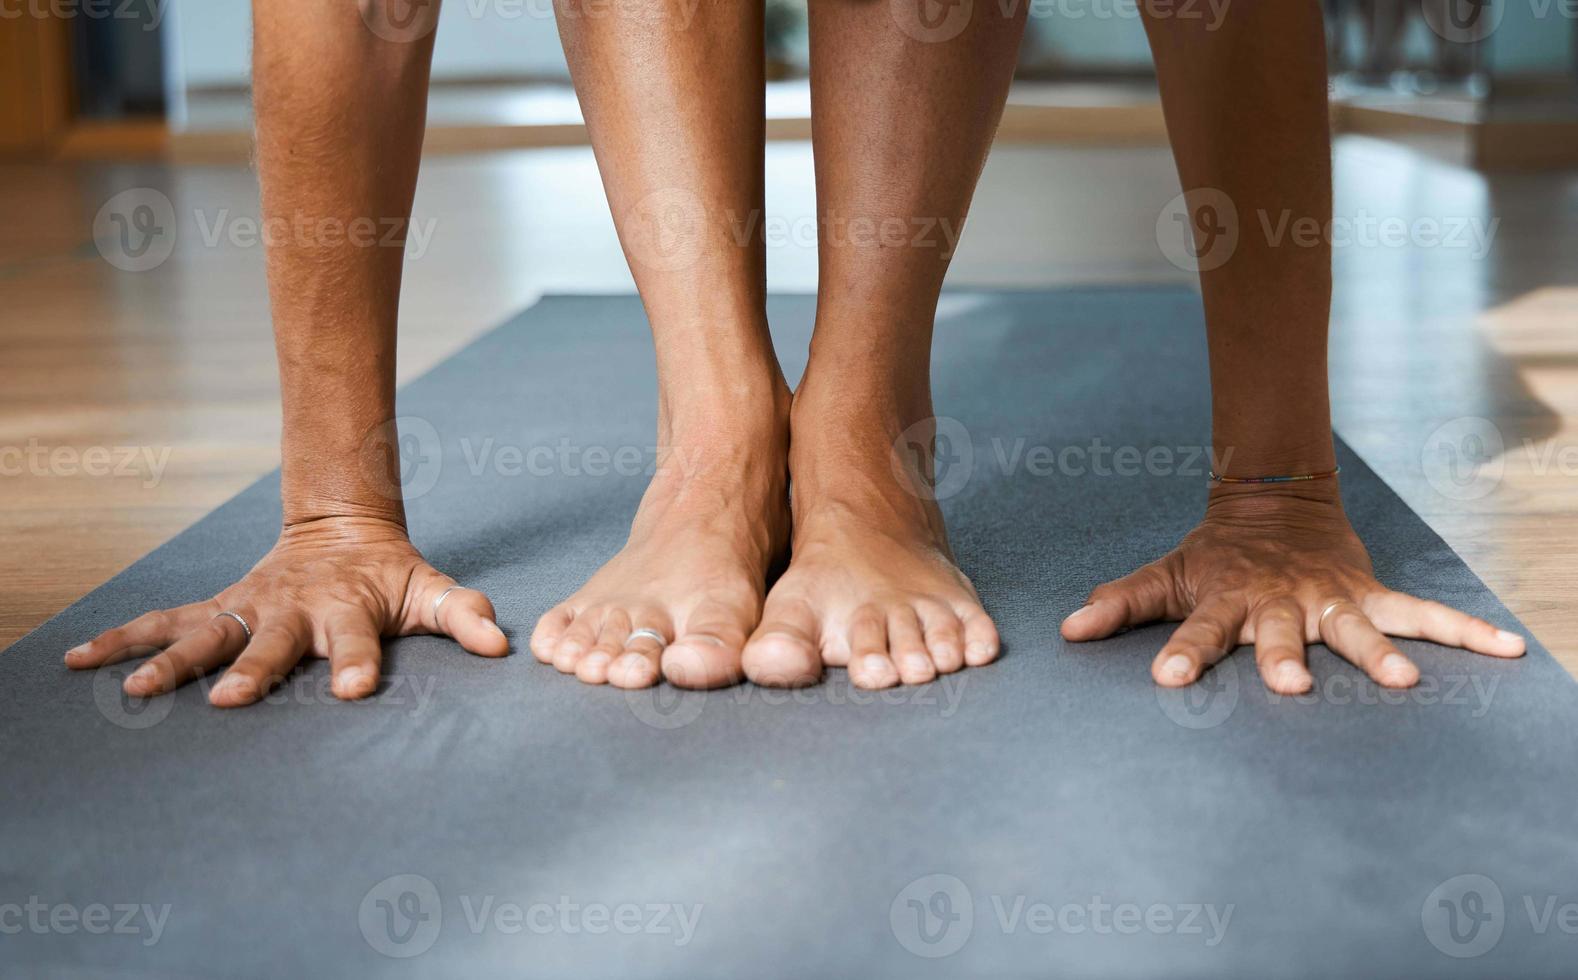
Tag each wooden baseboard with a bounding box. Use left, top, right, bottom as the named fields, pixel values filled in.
left=50, top=96, right=1578, bottom=170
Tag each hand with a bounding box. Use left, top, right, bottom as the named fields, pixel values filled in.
left=1059, top=482, right=1526, bottom=693
left=64, top=516, right=508, bottom=707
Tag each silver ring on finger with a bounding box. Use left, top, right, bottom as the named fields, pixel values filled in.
left=1317, top=599, right=1352, bottom=636
left=626, top=627, right=666, bottom=648
left=214, top=610, right=253, bottom=643
left=432, top=585, right=463, bottom=625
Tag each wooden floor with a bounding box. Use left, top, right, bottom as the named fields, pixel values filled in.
left=3, top=136, right=1576, bottom=674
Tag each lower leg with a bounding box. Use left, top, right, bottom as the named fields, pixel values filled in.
left=530, top=0, right=790, bottom=689
left=742, top=0, right=1027, bottom=688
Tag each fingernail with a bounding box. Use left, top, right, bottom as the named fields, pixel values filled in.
left=335, top=667, right=374, bottom=696
left=211, top=674, right=251, bottom=701
left=1275, top=661, right=1309, bottom=691
left=1380, top=653, right=1413, bottom=678
left=125, top=666, right=156, bottom=694
left=861, top=654, right=890, bottom=675
left=64, top=643, right=89, bottom=661
left=1064, top=604, right=1093, bottom=623
left=1495, top=629, right=1522, bottom=646
left=1163, top=654, right=1195, bottom=681
left=487, top=620, right=505, bottom=635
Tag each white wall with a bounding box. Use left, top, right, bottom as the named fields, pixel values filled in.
left=169, top=0, right=573, bottom=90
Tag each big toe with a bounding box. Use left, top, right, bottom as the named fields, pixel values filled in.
left=662, top=635, right=744, bottom=690
left=742, top=628, right=822, bottom=688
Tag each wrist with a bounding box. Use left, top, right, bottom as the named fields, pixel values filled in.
left=279, top=413, right=413, bottom=528
left=1205, top=474, right=1345, bottom=522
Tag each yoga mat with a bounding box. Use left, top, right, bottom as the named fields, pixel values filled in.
left=4, top=290, right=1576, bottom=979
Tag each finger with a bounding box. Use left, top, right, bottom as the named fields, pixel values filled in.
left=847, top=606, right=897, bottom=690
left=428, top=583, right=509, bottom=658
left=530, top=605, right=574, bottom=663
left=1062, top=562, right=1174, bottom=642
left=1363, top=591, right=1526, bottom=658
left=65, top=601, right=216, bottom=668
left=209, top=624, right=308, bottom=708
left=124, top=612, right=248, bottom=697
left=1319, top=599, right=1419, bottom=688
left=327, top=610, right=384, bottom=700
left=1251, top=598, right=1312, bottom=695
left=887, top=607, right=936, bottom=686
left=1151, top=596, right=1247, bottom=688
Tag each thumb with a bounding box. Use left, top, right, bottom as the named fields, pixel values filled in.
left=417, top=573, right=510, bottom=657
left=1061, top=563, right=1173, bottom=642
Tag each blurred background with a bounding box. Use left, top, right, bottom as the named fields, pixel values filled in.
left=3, top=0, right=1577, bottom=669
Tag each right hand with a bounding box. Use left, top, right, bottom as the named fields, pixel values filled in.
left=64, top=516, right=508, bottom=707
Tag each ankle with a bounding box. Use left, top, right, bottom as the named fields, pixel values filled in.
left=658, top=369, right=790, bottom=446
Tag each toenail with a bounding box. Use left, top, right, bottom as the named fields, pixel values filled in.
left=861, top=654, right=889, bottom=675
left=903, top=653, right=931, bottom=674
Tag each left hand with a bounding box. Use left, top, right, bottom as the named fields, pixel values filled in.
left=1059, top=482, right=1527, bottom=693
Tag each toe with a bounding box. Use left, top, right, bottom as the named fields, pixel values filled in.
left=846, top=606, right=899, bottom=689
left=575, top=651, right=613, bottom=684
left=887, top=607, right=937, bottom=685
left=604, top=614, right=665, bottom=689
left=959, top=604, right=1001, bottom=667
left=530, top=605, right=574, bottom=663
left=577, top=610, right=632, bottom=679
left=606, top=649, right=662, bottom=688
left=552, top=609, right=603, bottom=673
left=664, top=598, right=749, bottom=689
left=915, top=599, right=966, bottom=673
left=743, top=596, right=822, bottom=688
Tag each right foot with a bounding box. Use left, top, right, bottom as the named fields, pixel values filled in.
left=741, top=383, right=1000, bottom=689
left=528, top=378, right=791, bottom=690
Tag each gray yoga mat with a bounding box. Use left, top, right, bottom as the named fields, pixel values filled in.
left=4, top=290, right=1576, bottom=979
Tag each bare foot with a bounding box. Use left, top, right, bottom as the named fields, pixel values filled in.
left=529, top=381, right=790, bottom=690
left=741, top=385, right=999, bottom=689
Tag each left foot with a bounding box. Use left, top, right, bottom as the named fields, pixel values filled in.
left=741, top=382, right=1000, bottom=688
